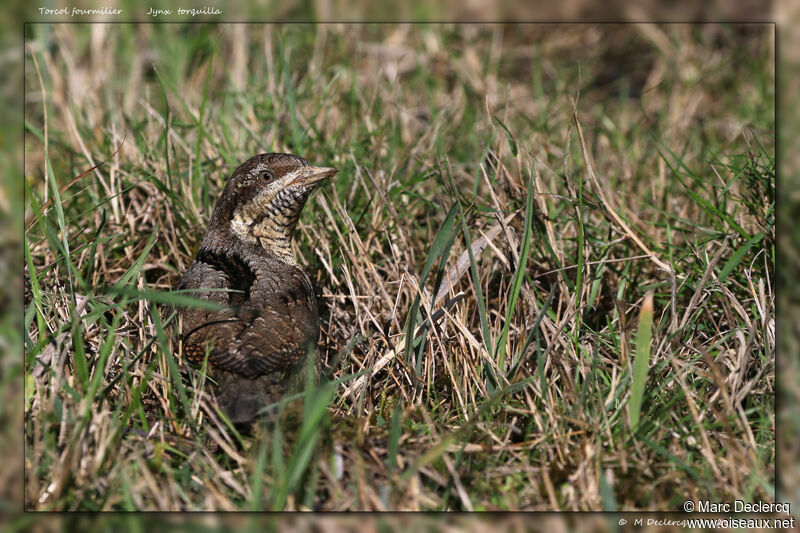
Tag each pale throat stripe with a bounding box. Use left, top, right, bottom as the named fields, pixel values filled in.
left=230, top=182, right=308, bottom=266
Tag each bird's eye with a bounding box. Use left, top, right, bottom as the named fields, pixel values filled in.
left=259, top=170, right=275, bottom=182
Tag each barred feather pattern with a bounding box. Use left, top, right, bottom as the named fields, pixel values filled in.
left=176, top=244, right=319, bottom=379
left=173, top=153, right=332, bottom=424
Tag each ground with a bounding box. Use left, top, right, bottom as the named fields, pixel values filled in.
left=22, top=23, right=774, bottom=511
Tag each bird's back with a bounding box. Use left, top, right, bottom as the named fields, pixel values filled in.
left=177, top=245, right=319, bottom=378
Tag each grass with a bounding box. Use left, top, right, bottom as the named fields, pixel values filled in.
left=23, top=23, right=774, bottom=511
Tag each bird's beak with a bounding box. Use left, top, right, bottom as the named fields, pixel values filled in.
left=290, top=165, right=339, bottom=187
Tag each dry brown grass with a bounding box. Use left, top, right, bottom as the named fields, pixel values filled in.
left=23, top=23, right=774, bottom=511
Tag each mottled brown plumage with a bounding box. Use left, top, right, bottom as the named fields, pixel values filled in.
left=175, top=153, right=337, bottom=424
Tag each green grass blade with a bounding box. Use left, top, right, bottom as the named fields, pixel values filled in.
left=103, top=286, right=230, bottom=310
left=194, top=48, right=214, bottom=192
left=250, top=432, right=269, bottom=511
left=24, top=233, right=46, bottom=342
left=81, top=298, right=124, bottom=413
left=285, top=383, right=335, bottom=494
left=111, top=231, right=158, bottom=289
left=496, top=159, right=535, bottom=373
left=150, top=305, right=193, bottom=423
left=629, top=290, right=654, bottom=431
left=492, top=116, right=518, bottom=156
left=404, top=201, right=459, bottom=361
left=45, top=156, right=82, bottom=300
left=718, top=230, right=764, bottom=283
left=455, top=207, right=495, bottom=390
left=598, top=466, right=617, bottom=511
left=387, top=401, right=403, bottom=475
left=70, top=309, right=90, bottom=391
left=657, top=144, right=747, bottom=237
left=277, top=33, right=302, bottom=150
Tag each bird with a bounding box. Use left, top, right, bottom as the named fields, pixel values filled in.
left=174, top=153, right=337, bottom=425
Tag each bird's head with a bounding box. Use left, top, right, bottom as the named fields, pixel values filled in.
left=203, top=153, right=338, bottom=263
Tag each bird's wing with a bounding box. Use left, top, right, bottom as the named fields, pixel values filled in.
left=236, top=265, right=319, bottom=376
left=176, top=252, right=318, bottom=378
left=175, top=259, right=241, bottom=366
